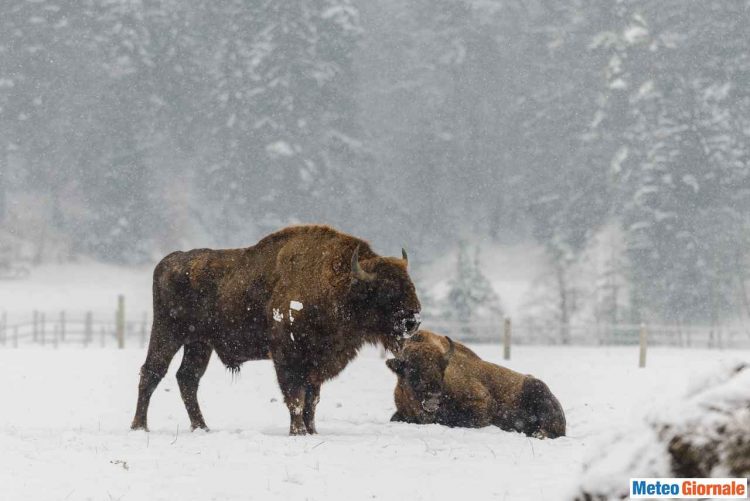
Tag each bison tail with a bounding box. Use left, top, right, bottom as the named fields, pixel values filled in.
left=520, top=377, right=567, bottom=439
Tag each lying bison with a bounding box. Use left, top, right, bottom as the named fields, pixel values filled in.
left=386, top=330, right=565, bottom=438
left=131, top=225, right=421, bottom=435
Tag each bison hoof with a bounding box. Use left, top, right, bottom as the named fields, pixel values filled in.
left=191, top=424, right=210, bottom=432
left=289, top=426, right=308, bottom=436
left=130, top=423, right=149, bottom=432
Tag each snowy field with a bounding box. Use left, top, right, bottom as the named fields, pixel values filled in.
left=0, top=262, right=154, bottom=323
left=1, top=344, right=748, bottom=501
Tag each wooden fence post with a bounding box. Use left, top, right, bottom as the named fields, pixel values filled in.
left=639, top=323, right=648, bottom=368
left=59, top=311, right=66, bottom=342
left=116, top=294, right=125, bottom=349
left=84, top=311, right=93, bottom=347
left=32, top=310, right=38, bottom=342
left=503, top=317, right=512, bottom=361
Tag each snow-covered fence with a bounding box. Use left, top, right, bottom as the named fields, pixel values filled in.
left=503, top=317, right=511, bottom=360
left=639, top=324, right=648, bottom=368
left=419, top=317, right=750, bottom=350
left=558, top=321, right=750, bottom=349
left=0, top=298, right=149, bottom=349
left=3, top=306, right=750, bottom=350
left=420, top=318, right=502, bottom=344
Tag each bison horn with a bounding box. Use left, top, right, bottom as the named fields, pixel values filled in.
left=351, top=245, right=375, bottom=281
left=444, top=336, right=455, bottom=364
left=401, top=247, right=408, bottom=264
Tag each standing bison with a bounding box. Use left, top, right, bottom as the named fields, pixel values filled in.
left=387, top=330, right=566, bottom=438
left=131, top=225, right=421, bottom=435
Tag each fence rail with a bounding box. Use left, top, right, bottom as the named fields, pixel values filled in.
left=420, top=318, right=750, bottom=349
left=2, top=298, right=750, bottom=351
left=0, top=297, right=150, bottom=349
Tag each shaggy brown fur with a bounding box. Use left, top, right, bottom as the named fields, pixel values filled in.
left=387, top=330, right=566, bottom=438
left=131, top=225, right=421, bottom=435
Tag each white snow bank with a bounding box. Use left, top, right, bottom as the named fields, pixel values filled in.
left=572, top=361, right=750, bottom=500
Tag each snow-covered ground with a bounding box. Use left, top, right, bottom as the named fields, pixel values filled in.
left=1, top=344, right=747, bottom=501
left=574, top=361, right=750, bottom=499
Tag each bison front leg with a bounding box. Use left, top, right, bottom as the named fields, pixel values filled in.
left=274, top=363, right=309, bottom=435
left=390, top=411, right=407, bottom=422
left=284, top=385, right=308, bottom=435
left=303, top=383, right=321, bottom=434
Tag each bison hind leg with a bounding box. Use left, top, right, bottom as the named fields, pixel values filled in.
left=390, top=411, right=424, bottom=424
left=177, top=342, right=213, bottom=431
left=131, top=367, right=164, bottom=431
left=131, top=331, right=182, bottom=431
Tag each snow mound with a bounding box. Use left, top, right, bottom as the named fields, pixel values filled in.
left=572, top=362, right=750, bottom=500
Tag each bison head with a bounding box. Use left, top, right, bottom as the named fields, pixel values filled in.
left=386, top=336, right=455, bottom=415
left=348, top=245, right=421, bottom=352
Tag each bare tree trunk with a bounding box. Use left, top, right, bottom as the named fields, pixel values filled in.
left=0, top=149, right=6, bottom=226
left=556, top=262, right=571, bottom=344
left=734, top=248, right=750, bottom=336
left=33, top=225, right=46, bottom=265
left=609, top=240, right=619, bottom=324
left=740, top=276, right=750, bottom=320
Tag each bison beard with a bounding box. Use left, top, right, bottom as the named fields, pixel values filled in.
left=130, top=225, right=421, bottom=435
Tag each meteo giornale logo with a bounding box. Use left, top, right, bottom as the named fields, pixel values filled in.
left=630, top=478, right=748, bottom=499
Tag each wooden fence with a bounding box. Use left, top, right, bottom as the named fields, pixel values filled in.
left=0, top=295, right=150, bottom=349
left=416, top=317, right=750, bottom=368
left=420, top=317, right=750, bottom=350
left=2, top=299, right=750, bottom=357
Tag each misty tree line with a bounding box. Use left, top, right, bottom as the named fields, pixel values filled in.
left=0, top=0, right=365, bottom=262
left=1, top=0, right=749, bottom=326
